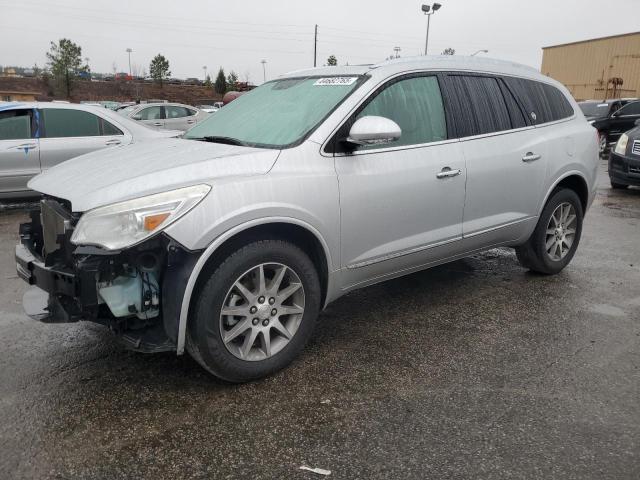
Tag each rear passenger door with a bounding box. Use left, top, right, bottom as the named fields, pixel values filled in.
left=38, top=108, right=127, bottom=171
left=164, top=105, right=197, bottom=131
left=441, top=74, right=549, bottom=243
left=0, top=108, right=41, bottom=194
left=133, top=106, right=164, bottom=129
left=609, top=101, right=640, bottom=142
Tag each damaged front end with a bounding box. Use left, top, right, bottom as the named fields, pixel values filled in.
left=16, top=197, right=200, bottom=353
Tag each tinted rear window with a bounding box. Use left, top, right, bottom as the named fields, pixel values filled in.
left=444, top=75, right=512, bottom=137
left=42, top=109, right=101, bottom=137
left=503, top=77, right=573, bottom=124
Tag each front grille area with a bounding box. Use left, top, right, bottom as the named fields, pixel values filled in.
left=632, top=140, right=640, bottom=156
left=630, top=165, right=640, bottom=174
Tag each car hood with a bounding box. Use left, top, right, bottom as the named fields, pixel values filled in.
left=28, top=138, right=280, bottom=212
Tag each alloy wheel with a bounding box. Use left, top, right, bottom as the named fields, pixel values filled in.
left=219, top=263, right=305, bottom=361
left=545, top=202, right=577, bottom=261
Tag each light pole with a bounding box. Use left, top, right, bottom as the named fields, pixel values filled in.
left=261, top=59, right=267, bottom=83
left=126, top=48, right=132, bottom=77
left=471, top=49, right=489, bottom=56
left=393, top=46, right=401, bottom=59
left=421, top=3, right=442, bottom=56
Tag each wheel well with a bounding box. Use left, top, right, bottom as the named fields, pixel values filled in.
left=190, top=223, right=329, bottom=311
left=555, top=175, right=589, bottom=212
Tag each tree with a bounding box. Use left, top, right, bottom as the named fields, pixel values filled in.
left=226, top=71, right=239, bottom=90
left=214, top=67, right=227, bottom=94
left=204, top=74, right=212, bottom=88
left=441, top=48, right=455, bottom=55
left=46, top=38, right=84, bottom=98
left=327, top=55, right=337, bottom=66
left=149, top=54, right=171, bottom=87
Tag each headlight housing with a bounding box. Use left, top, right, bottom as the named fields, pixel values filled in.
left=614, top=133, right=629, bottom=155
left=71, top=184, right=210, bottom=250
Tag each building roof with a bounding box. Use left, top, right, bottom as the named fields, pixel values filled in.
left=543, top=31, right=640, bottom=50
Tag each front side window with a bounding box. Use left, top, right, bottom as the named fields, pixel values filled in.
left=42, top=109, right=101, bottom=137
left=616, top=102, right=640, bottom=116
left=0, top=109, right=32, bottom=140
left=185, top=76, right=364, bottom=148
left=354, top=75, right=447, bottom=149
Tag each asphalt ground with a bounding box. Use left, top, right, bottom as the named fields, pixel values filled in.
left=0, top=161, right=638, bottom=479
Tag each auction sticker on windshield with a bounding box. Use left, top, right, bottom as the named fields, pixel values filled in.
left=314, top=77, right=359, bottom=86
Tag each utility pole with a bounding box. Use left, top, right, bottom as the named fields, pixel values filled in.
left=126, top=48, right=132, bottom=76
left=261, top=59, right=267, bottom=83
left=314, top=24, right=318, bottom=67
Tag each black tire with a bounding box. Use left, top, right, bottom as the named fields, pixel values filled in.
left=186, top=239, right=321, bottom=382
left=611, top=181, right=628, bottom=190
left=515, top=188, right=584, bottom=275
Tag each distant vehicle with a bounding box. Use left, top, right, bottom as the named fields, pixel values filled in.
left=118, top=102, right=208, bottom=131
left=100, top=101, right=121, bottom=111
left=77, top=71, right=91, bottom=81
left=168, top=78, right=183, bottom=85
left=185, top=78, right=202, bottom=85
left=222, top=91, right=244, bottom=105
left=15, top=57, right=598, bottom=382
left=104, top=75, right=114, bottom=82
left=579, top=99, right=639, bottom=152
left=609, top=120, right=640, bottom=189
left=0, top=102, right=181, bottom=197
left=213, top=101, right=224, bottom=109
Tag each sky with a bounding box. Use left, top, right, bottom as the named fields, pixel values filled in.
left=1, top=0, right=639, bottom=84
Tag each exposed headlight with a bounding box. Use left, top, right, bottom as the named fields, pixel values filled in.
left=614, top=133, right=629, bottom=155
left=71, top=184, right=210, bottom=250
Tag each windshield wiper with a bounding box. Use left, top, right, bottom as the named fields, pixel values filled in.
left=199, top=136, right=247, bottom=146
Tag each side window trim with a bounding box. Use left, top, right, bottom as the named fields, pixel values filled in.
left=497, top=77, right=532, bottom=128
left=328, top=72, right=450, bottom=155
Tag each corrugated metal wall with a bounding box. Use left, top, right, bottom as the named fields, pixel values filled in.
left=541, top=32, right=640, bottom=101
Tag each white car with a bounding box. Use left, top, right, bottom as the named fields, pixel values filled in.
left=118, top=103, right=209, bottom=131
left=0, top=102, right=181, bottom=198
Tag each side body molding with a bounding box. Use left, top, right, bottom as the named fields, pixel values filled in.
left=175, top=217, right=334, bottom=355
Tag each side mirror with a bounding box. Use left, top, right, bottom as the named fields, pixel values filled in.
left=346, top=116, right=401, bottom=147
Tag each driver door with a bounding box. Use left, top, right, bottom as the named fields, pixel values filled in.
left=334, top=74, right=466, bottom=289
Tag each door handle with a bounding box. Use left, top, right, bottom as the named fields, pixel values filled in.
left=522, top=152, right=541, bottom=162
left=153, top=122, right=163, bottom=127
left=105, top=139, right=121, bottom=146
left=436, top=167, right=462, bottom=179
left=9, top=143, right=37, bottom=150
left=187, top=119, right=195, bottom=124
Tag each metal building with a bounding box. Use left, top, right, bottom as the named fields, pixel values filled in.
left=541, top=31, right=640, bottom=101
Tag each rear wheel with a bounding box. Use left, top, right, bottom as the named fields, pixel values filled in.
left=598, top=132, right=608, bottom=155
left=515, top=188, right=584, bottom=275
left=186, top=239, right=321, bottom=382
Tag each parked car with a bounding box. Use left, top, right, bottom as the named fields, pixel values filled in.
left=586, top=99, right=640, bottom=153
left=118, top=102, right=208, bottom=131
left=15, top=56, right=598, bottom=382
left=608, top=120, right=640, bottom=189
left=0, top=102, right=181, bottom=198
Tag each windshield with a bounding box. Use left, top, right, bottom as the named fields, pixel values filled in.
left=185, top=75, right=364, bottom=148
left=579, top=102, right=609, bottom=117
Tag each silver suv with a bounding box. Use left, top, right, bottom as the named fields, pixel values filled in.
left=15, top=57, right=598, bottom=382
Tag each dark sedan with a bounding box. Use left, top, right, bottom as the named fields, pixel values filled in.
left=609, top=121, right=640, bottom=189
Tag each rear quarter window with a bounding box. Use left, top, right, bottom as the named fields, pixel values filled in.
left=503, top=77, right=573, bottom=124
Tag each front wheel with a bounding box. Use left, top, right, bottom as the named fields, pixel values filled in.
left=186, top=239, right=321, bottom=382
left=515, top=188, right=584, bottom=275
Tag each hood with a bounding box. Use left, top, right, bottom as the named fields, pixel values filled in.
left=28, top=138, right=280, bottom=212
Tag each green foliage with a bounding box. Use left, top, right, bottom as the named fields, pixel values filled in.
left=149, top=54, right=171, bottom=87
left=46, top=38, right=85, bottom=97
left=441, top=48, right=455, bottom=55
left=327, top=55, right=337, bottom=66
left=226, top=71, right=239, bottom=91
left=215, top=68, right=227, bottom=94
left=204, top=74, right=212, bottom=88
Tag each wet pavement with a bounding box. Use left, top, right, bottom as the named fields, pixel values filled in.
left=1, top=162, right=638, bottom=479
